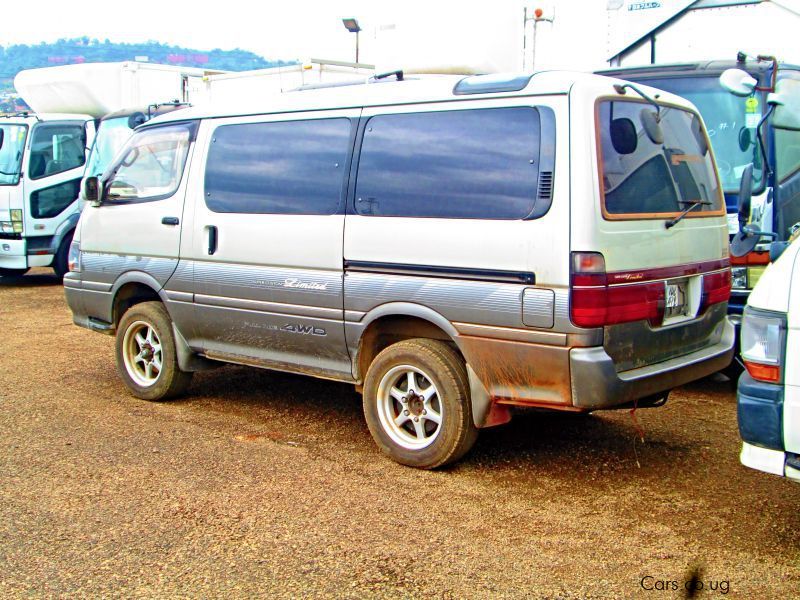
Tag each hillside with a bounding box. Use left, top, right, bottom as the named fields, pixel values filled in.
left=0, top=37, right=293, bottom=111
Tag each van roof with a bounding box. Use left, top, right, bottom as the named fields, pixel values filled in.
left=145, top=71, right=615, bottom=125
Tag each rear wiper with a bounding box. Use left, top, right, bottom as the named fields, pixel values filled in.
left=665, top=200, right=712, bottom=229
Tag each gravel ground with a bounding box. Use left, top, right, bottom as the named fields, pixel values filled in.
left=1, top=269, right=798, bottom=598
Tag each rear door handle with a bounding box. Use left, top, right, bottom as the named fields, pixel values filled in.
left=207, top=225, right=218, bottom=255
left=161, top=216, right=179, bottom=226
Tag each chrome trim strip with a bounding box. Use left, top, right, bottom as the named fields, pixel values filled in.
left=81, top=280, right=113, bottom=293
left=165, top=290, right=193, bottom=303
left=345, top=310, right=366, bottom=322
left=194, top=293, right=343, bottom=321
left=453, top=322, right=568, bottom=346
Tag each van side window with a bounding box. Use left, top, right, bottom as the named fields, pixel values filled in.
left=105, top=124, right=194, bottom=203
left=29, top=124, right=86, bottom=180
left=355, top=108, right=543, bottom=219
left=204, top=118, right=351, bottom=215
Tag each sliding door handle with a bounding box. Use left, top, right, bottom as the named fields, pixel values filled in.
left=161, top=216, right=179, bottom=226
left=207, top=225, right=218, bottom=255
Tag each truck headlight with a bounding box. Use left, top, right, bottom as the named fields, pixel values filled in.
left=741, top=307, right=786, bottom=383
left=67, top=240, right=81, bottom=273
left=10, top=209, right=22, bottom=222
left=731, top=267, right=748, bottom=289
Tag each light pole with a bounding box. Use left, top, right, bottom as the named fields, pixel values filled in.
left=342, top=18, right=362, bottom=64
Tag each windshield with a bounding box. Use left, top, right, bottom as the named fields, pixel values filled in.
left=0, top=124, right=28, bottom=186
left=641, top=76, right=764, bottom=193
left=598, top=100, right=723, bottom=218
left=85, top=116, right=135, bottom=179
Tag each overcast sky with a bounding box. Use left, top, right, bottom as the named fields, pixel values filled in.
left=1, top=0, right=421, bottom=60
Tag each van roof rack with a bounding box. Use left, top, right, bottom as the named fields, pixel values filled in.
left=291, top=70, right=408, bottom=92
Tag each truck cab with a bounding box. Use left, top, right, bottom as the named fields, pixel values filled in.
left=0, top=112, right=94, bottom=279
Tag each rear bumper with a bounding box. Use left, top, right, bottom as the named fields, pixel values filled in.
left=740, top=443, right=800, bottom=482
left=569, top=316, right=736, bottom=409
left=737, top=372, right=784, bottom=450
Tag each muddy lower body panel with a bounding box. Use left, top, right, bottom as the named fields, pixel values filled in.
left=458, top=315, right=735, bottom=419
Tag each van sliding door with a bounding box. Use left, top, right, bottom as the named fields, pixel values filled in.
left=183, top=110, right=359, bottom=380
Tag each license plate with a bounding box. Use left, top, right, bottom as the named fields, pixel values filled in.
left=665, top=282, right=687, bottom=316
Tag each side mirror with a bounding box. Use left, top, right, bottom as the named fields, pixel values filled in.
left=737, top=163, right=753, bottom=230
left=83, top=176, right=100, bottom=204
left=770, top=241, right=790, bottom=262
left=610, top=117, right=637, bottom=154
left=738, top=127, right=753, bottom=152
left=730, top=163, right=758, bottom=257
left=640, top=109, right=664, bottom=145
left=127, top=112, right=146, bottom=130
left=768, top=78, right=800, bottom=131
left=720, top=68, right=757, bottom=97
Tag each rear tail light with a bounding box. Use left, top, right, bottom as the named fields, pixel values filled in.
left=699, top=269, right=732, bottom=312
left=570, top=252, right=665, bottom=328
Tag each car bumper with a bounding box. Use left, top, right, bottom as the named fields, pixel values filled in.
left=0, top=238, right=27, bottom=270
left=569, top=316, right=736, bottom=409
left=740, top=443, right=800, bottom=482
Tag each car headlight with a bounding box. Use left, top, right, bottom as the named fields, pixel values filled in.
left=741, top=306, right=786, bottom=383
left=731, top=267, right=748, bottom=289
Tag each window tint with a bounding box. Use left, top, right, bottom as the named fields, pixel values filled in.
left=775, top=128, right=800, bottom=182
left=599, top=101, right=722, bottom=216
left=30, top=178, right=82, bottom=219
left=640, top=76, right=765, bottom=193
left=205, top=118, right=351, bottom=215
left=29, top=123, right=86, bottom=180
left=106, top=124, right=193, bottom=202
left=355, top=108, right=541, bottom=219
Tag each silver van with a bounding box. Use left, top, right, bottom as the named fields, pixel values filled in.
left=65, top=72, right=735, bottom=468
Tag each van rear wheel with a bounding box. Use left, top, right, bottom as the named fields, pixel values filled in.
left=115, top=301, right=192, bottom=401
left=363, top=338, right=478, bottom=469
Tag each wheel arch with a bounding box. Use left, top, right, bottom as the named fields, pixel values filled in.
left=110, top=273, right=168, bottom=328
left=351, top=302, right=499, bottom=428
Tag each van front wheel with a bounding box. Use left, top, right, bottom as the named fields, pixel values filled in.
left=363, top=339, right=478, bottom=469
left=116, top=301, right=192, bottom=401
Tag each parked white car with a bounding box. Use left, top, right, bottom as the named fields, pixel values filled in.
left=738, top=237, right=800, bottom=482
left=65, top=71, right=735, bottom=468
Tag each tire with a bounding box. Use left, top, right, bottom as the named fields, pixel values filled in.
left=0, top=268, right=29, bottom=278
left=52, top=233, right=73, bottom=280
left=363, top=338, right=478, bottom=469
left=720, top=357, right=744, bottom=388
left=115, top=301, right=192, bottom=401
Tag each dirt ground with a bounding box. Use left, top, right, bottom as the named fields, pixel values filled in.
left=1, top=268, right=798, bottom=598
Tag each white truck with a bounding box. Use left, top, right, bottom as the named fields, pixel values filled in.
left=0, top=62, right=220, bottom=280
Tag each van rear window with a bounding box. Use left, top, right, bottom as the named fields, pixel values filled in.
left=598, top=100, right=723, bottom=218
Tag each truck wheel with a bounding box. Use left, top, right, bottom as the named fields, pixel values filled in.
left=0, top=268, right=29, bottom=278
left=53, top=234, right=72, bottom=280
left=363, top=338, right=478, bottom=469
left=116, top=301, right=192, bottom=401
